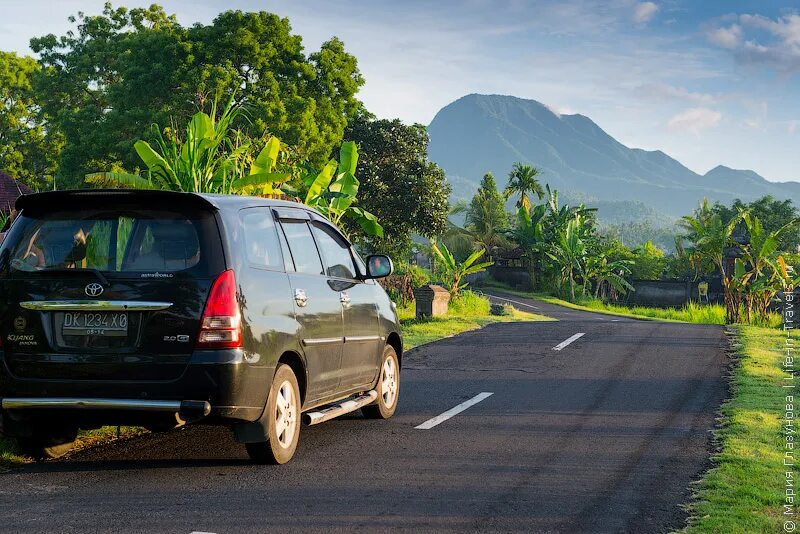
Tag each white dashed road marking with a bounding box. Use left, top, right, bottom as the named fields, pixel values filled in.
left=552, top=333, right=585, bottom=351
left=415, top=392, right=494, bottom=430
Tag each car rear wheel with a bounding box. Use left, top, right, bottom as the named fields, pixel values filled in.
left=246, top=363, right=301, bottom=465
left=362, top=345, right=400, bottom=420
left=16, top=426, right=78, bottom=460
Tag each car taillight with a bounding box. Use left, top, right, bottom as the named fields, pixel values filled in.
left=198, top=269, right=241, bottom=349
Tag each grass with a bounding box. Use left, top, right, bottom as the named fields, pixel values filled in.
left=682, top=325, right=790, bottom=533
left=0, top=426, right=146, bottom=470
left=477, top=280, right=782, bottom=327
left=398, top=290, right=553, bottom=349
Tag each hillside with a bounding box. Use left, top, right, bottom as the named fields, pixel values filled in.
left=427, top=94, right=800, bottom=217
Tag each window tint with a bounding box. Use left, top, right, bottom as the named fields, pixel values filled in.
left=311, top=222, right=356, bottom=279
left=241, top=209, right=283, bottom=270
left=281, top=221, right=323, bottom=275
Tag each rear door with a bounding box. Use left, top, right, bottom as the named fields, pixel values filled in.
left=309, top=220, right=382, bottom=390
left=0, top=197, right=225, bottom=381
left=276, top=211, right=344, bottom=402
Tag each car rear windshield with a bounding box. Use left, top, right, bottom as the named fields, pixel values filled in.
left=5, top=208, right=224, bottom=277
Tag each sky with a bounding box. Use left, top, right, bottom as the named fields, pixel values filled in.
left=1, top=0, right=799, bottom=182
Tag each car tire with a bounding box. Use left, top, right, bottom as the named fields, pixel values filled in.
left=17, top=426, right=78, bottom=460
left=246, top=363, right=301, bottom=465
left=362, top=345, right=400, bottom=420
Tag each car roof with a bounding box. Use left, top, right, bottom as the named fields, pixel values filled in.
left=15, top=189, right=319, bottom=215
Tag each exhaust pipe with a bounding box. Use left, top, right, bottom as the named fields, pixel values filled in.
left=302, top=390, right=378, bottom=426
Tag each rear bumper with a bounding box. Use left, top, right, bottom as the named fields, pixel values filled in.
left=0, top=349, right=272, bottom=426
left=0, top=397, right=211, bottom=420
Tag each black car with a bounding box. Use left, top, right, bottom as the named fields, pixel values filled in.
left=0, top=190, right=401, bottom=464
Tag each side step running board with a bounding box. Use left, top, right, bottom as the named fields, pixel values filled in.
left=302, top=390, right=378, bottom=426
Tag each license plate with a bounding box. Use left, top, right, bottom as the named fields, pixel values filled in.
left=62, top=312, right=128, bottom=337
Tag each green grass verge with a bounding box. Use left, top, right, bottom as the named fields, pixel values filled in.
left=0, top=426, right=146, bottom=470
left=477, top=280, right=781, bottom=327
left=683, top=325, right=789, bottom=533
left=398, top=290, right=554, bottom=350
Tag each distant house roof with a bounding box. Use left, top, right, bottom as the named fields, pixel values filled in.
left=0, top=171, right=33, bottom=210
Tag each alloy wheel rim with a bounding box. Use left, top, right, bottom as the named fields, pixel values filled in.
left=275, top=380, right=297, bottom=448
left=381, top=357, right=397, bottom=409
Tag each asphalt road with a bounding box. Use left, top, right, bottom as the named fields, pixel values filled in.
left=0, top=294, right=730, bottom=534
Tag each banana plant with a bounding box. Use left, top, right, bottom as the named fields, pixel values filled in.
left=86, top=97, right=290, bottom=195
left=546, top=218, right=587, bottom=301
left=583, top=254, right=634, bottom=299
left=303, top=141, right=383, bottom=237
left=430, top=241, right=493, bottom=298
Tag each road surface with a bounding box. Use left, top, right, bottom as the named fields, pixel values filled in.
left=0, top=294, right=729, bottom=533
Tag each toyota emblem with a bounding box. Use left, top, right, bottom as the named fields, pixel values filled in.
left=85, top=283, right=104, bottom=297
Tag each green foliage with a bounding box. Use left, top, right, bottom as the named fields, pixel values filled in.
left=679, top=199, right=743, bottom=322
left=713, top=195, right=800, bottom=251
left=0, top=51, right=60, bottom=189
left=343, top=115, right=450, bottom=257
left=431, top=241, right=493, bottom=297
left=31, top=4, right=364, bottom=186
left=448, top=290, right=490, bottom=316
left=395, top=262, right=431, bottom=289
left=599, top=220, right=679, bottom=252
left=504, top=162, right=544, bottom=212
left=87, top=97, right=292, bottom=196
left=628, top=241, right=666, bottom=280
left=468, top=173, right=509, bottom=234
left=304, top=141, right=382, bottom=237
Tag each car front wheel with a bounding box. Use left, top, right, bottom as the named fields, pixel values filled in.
left=362, top=345, right=400, bottom=420
left=246, top=363, right=301, bottom=465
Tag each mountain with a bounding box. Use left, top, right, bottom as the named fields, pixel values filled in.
left=427, top=94, right=800, bottom=218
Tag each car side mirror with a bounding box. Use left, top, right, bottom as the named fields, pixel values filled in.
left=365, top=255, right=393, bottom=279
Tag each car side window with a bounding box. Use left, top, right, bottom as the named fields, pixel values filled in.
left=280, top=220, right=324, bottom=275
left=241, top=209, right=283, bottom=271
left=311, top=222, right=357, bottom=280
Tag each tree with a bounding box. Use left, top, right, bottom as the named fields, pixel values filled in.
left=629, top=241, right=666, bottom=280
left=0, top=51, right=60, bottom=189
left=344, top=116, right=450, bottom=258
left=467, top=173, right=508, bottom=232
left=31, top=4, right=364, bottom=186
left=504, top=162, right=544, bottom=212
left=713, top=196, right=800, bottom=252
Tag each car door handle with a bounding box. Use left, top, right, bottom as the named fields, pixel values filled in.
left=340, top=292, right=351, bottom=308
left=294, top=288, right=308, bottom=307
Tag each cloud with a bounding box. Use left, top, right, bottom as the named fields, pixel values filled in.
left=706, top=24, right=741, bottom=49
left=667, top=108, right=722, bottom=135
left=706, top=14, right=800, bottom=72
left=633, top=2, right=658, bottom=24
left=788, top=120, right=800, bottom=134
left=636, top=82, right=716, bottom=104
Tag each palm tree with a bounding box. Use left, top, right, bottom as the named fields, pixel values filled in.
left=504, top=163, right=544, bottom=213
